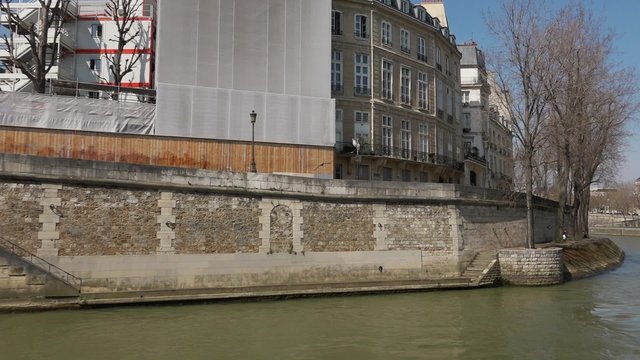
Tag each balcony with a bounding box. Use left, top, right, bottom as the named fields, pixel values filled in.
left=417, top=53, right=427, bottom=63
left=401, top=46, right=410, bottom=54
left=331, top=83, right=343, bottom=95
left=332, top=28, right=343, bottom=36
left=465, top=152, right=487, bottom=165
left=335, top=142, right=464, bottom=171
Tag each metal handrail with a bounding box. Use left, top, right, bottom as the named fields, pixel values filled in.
left=0, top=236, right=82, bottom=292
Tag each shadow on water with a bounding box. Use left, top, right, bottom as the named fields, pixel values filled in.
left=1, top=236, right=639, bottom=360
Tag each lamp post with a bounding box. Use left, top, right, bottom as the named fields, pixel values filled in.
left=250, top=110, right=257, bottom=173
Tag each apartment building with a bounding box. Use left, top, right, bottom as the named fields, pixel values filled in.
left=458, top=42, right=489, bottom=187
left=458, top=42, right=514, bottom=190
left=332, top=0, right=463, bottom=183
left=0, top=0, right=155, bottom=95
left=487, top=73, right=514, bottom=190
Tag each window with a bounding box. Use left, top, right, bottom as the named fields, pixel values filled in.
left=91, top=24, right=103, bottom=39
left=401, top=120, right=411, bottom=158
left=382, top=60, right=393, bottom=100
left=382, top=115, right=393, bottom=155
left=355, top=14, right=368, bottom=38
left=383, top=167, right=393, bottom=181
left=416, top=8, right=427, bottom=22
left=354, top=111, right=370, bottom=143
left=402, top=169, right=411, bottom=182
left=417, top=37, right=427, bottom=62
left=435, top=45, right=441, bottom=70
left=400, top=0, right=411, bottom=14
left=331, top=51, right=343, bottom=93
left=400, top=29, right=410, bottom=53
left=462, top=91, right=470, bottom=104
left=357, top=165, right=370, bottom=180
left=332, top=10, right=342, bottom=35
left=89, top=58, right=101, bottom=72
left=463, top=113, right=471, bottom=129
left=447, top=132, right=454, bottom=157
left=381, top=21, right=392, bottom=46
left=445, top=55, right=450, bottom=74
left=447, top=87, right=454, bottom=116
left=436, top=78, right=444, bottom=113
left=335, top=109, right=343, bottom=147
left=400, top=66, right=411, bottom=104
left=419, top=123, right=429, bottom=155
left=88, top=91, right=100, bottom=99
left=354, top=53, right=370, bottom=95
left=437, top=129, right=444, bottom=155
left=335, top=164, right=343, bottom=179
left=418, top=72, right=428, bottom=109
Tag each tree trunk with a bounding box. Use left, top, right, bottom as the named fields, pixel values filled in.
left=526, top=151, right=535, bottom=249
left=575, top=186, right=590, bottom=238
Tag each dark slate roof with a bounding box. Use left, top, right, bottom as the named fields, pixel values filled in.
left=458, top=44, right=485, bottom=68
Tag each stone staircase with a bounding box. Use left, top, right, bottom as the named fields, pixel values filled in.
left=0, top=238, right=81, bottom=300
left=463, top=251, right=501, bottom=286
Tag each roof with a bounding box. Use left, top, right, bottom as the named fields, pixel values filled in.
left=458, top=43, right=486, bottom=68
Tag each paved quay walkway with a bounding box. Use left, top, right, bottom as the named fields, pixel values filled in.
left=0, top=277, right=485, bottom=312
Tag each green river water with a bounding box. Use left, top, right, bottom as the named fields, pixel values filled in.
left=1, top=236, right=639, bottom=360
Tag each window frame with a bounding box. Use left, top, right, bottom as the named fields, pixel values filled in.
left=355, top=14, right=368, bottom=39
left=382, top=59, right=393, bottom=100
left=331, top=10, right=342, bottom=36
left=400, top=66, right=411, bottom=105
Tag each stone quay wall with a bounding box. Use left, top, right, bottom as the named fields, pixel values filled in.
left=0, top=154, right=562, bottom=294
left=498, top=248, right=564, bottom=286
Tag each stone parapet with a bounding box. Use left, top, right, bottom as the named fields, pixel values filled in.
left=498, top=248, right=564, bottom=286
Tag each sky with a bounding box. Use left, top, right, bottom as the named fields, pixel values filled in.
left=431, top=0, right=640, bottom=183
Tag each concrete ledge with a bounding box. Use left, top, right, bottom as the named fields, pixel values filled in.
left=590, top=227, right=640, bottom=237
left=499, top=248, right=564, bottom=286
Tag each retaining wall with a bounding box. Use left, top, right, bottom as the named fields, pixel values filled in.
left=0, top=154, right=562, bottom=294
left=498, top=248, right=564, bottom=286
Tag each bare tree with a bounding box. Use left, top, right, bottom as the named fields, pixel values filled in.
left=487, top=0, right=553, bottom=248
left=545, top=3, right=638, bottom=239
left=104, top=0, right=144, bottom=96
left=0, top=0, right=70, bottom=93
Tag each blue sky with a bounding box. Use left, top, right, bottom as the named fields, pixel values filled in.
left=434, top=0, right=640, bottom=183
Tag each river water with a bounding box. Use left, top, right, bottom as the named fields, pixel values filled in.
left=2, top=236, right=639, bottom=360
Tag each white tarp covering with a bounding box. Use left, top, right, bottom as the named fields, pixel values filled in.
left=155, top=0, right=334, bottom=147
left=0, top=92, right=156, bottom=134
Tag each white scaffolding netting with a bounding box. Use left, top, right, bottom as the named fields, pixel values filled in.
left=0, top=92, right=156, bottom=134
left=155, top=0, right=334, bottom=147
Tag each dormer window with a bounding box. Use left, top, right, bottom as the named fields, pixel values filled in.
left=400, top=0, right=410, bottom=14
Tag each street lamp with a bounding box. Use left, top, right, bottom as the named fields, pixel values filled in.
left=250, top=110, right=257, bottom=173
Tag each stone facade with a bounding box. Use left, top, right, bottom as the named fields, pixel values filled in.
left=386, top=205, right=452, bottom=251
left=498, top=248, right=564, bottom=286
left=301, top=202, right=375, bottom=252
left=0, top=183, right=43, bottom=253
left=58, top=186, right=159, bottom=256
left=0, top=154, right=566, bottom=294
left=173, top=193, right=260, bottom=254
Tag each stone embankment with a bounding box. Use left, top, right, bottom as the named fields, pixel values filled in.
left=544, top=238, right=625, bottom=280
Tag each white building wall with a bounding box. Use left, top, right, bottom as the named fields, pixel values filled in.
left=75, top=1, right=155, bottom=86
left=155, top=0, right=334, bottom=147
